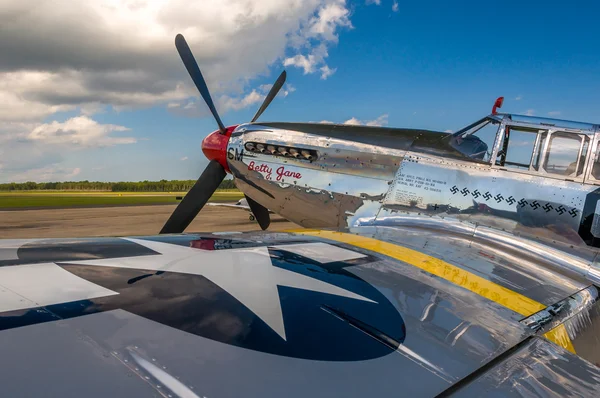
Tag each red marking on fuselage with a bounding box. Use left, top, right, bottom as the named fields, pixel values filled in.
left=248, top=161, right=302, bottom=181
left=276, top=166, right=302, bottom=181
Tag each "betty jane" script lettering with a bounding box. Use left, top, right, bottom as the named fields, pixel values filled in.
left=248, top=161, right=302, bottom=181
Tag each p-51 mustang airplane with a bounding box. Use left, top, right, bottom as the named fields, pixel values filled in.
left=2, top=34, right=600, bottom=397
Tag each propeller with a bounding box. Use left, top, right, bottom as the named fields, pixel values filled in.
left=174, top=34, right=226, bottom=134
left=160, top=160, right=226, bottom=234
left=160, top=34, right=285, bottom=234
left=245, top=195, right=271, bottom=230
left=251, top=70, right=287, bottom=123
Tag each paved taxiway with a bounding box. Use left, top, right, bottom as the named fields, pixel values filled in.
left=0, top=205, right=300, bottom=238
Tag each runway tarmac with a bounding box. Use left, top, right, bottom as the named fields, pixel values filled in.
left=0, top=204, right=301, bottom=239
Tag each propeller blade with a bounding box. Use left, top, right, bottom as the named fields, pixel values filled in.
left=175, top=33, right=226, bottom=134
left=160, top=160, right=226, bottom=234
left=245, top=195, right=271, bottom=230
left=251, top=70, right=287, bottom=123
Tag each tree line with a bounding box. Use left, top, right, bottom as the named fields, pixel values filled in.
left=0, top=179, right=238, bottom=192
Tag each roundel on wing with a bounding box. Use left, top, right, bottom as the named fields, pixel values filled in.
left=1, top=235, right=406, bottom=361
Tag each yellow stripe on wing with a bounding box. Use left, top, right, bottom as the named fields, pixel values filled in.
left=544, top=324, right=576, bottom=354
left=288, top=229, right=575, bottom=354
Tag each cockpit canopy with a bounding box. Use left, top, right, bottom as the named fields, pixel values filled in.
left=449, top=117, right=499, bottom=162
left=447, top=113, right=600, bottom=184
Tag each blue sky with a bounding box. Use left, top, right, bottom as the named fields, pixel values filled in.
left=1, top=0, right=599, bottom=183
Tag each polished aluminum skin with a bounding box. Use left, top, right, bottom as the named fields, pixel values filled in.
left=228, top=113, right=600, bottom=279
left=450, top=337, right=600, bottom=397
left=229, top=114, right=600, bottom=248
left=520, top=285, right=600, bottom=366
left=228, top=123, right=405, bottom=228
left=1, top=229, right=600, bottom=397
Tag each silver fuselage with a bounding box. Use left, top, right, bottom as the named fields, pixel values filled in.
left=227, top=115, right=600, bottom=262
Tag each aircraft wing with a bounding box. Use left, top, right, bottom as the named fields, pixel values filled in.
left=1, top=227, right=599, bottom=397
left=207, top=202, right=253, bottom=211
left=207, top=199, right=275, bottom=215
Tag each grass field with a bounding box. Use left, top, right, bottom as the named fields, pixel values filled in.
left=0, top=190, right=244, bottom=209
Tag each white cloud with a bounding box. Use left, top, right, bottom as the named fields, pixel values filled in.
left=168, top=90, right=264, bottom=117
left=284, top=54, right=316, bottom=74
left=258, top=82, right=295, bottom=96
left=0, top=116, right=134, bottom=182
left=392, top=1, right=399, bottom=12
left=445, top=129, right=453, bottom=133
left=343, top=117, right=361, bottom=126
left=343, top=114, right=389, bottom=126
left=259, top=83, right=273, bottom=92
left=80, top=103, right=107, bottom=116
left=168, top=82, right=297, bottom=117
left=284, top=84, right=297, bottom=95
left=320, top=65, right=337, bottom=79
left=180, top=156, right=188, bottom=161
left=7, top=165, right=83, bottom=183
left=220, top=90, right=264, bottom=112
left=0, top=68, right=191, bottom=123
left=28, top=116, right=135, bottom=147
left=524, top=109, right=535, bottom=116
left=284, top=44, right=333, bottom=76
left=366, top=0, right=382, bottom=4
left=515, top=95, right=522, bottom=101
left=305, top=1, right=352, bottom=43
left=0, top=1, right=353, bottom=120
left=367, top=114, right=389, bottom=126
left=0, top=0, right=355, bottom=182
left=283, top=1, right=351, bottom=76
left=311, top=116, right=388, bottom=126
left=0, top=81, right=75, bottom=122
left=548, top=111, right=561, bottom=116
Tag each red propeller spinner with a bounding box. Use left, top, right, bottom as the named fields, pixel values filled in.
left=201, top=125, right=238, bottom=173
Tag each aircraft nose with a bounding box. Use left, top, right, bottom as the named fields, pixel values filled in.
left=201, top=125, right=238, bottom=172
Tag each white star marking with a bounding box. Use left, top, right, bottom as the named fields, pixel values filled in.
left=62, top=239, right=376, bottom=340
